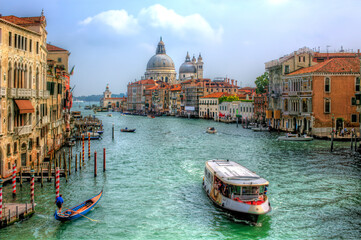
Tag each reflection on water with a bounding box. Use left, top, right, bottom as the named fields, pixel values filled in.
left=0, top=103, right=360, bottom=239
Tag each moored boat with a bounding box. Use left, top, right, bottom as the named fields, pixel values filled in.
left=206, top=127, right=217, bottom=134
left=54, top=190, right=103, bottom=221
left=252, top=126, right=269, bottom=132
left=107, top=113, right=112, bottom=117
left=277, top=133, right=313, bottom=141
left=120, top=128, right=136, bottom=132
left=203, top=159, right=271, bottom=222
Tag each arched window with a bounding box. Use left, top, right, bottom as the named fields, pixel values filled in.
left=324, top=77, right=330, bottom=92
left=8, top=62, right=12, bottom=88
left=7, top=106, right=12, bottom=132
left=29, top=67, right=32, bottom=89
left=165, top=77, right=168, bottom=82
left=36, top=68, right=39, bottom=90
left=24, top=64, right=28, bottom=88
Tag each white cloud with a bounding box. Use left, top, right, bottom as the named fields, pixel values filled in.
left=79, top=10, right=139, bottom=35
left=139, top=4, right=223, bottom=43
left=80, top=5, right=222, bottom=43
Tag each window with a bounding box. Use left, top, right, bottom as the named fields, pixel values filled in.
left=36, top=41, right=39, bottom=54
left=0, top=28, right=2, bottom=44
left=9, top=32, right=12, bottom=46
left=325, top=77, right=330, bottom=92
left=7, top=144, right=11, bottom=156
left=324, top=98, right=331, bottom=113
left=29, top=39, right=32, bottom=52
left=14, top=142, right=17, bottom=154
left=284, top=65, right=290, bottom=74
left=14, top=34, right=17, bottom=48
left=356, top=77, right=360, bottom=92
left=352, top=97, right=356, bottom=106
left=25, top=38, right=27, bottom=51
left=351, top=114, right=357, bottom=123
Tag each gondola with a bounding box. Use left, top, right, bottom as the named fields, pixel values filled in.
left=54, top=190, right=103, bottom=221
left=120, top=128, right=136, bottom=132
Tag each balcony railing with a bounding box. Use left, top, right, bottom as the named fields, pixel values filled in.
left=8, top=88, right=17, bottom=98
left=0, top=87, right=6, bottom=97
left=15, top=125, right=32, bottom=135
left=42, top=116, right=49, bottom=124
left=52, top=119, right=63, bottom=128
left=6, top=88, right=36, bottom=98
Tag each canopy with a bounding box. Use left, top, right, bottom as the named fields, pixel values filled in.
left=15, top=100, right=34, bottom=114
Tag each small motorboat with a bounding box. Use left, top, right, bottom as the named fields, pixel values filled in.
left=107, top=114, right=112, bottom=117
left=278, top=133, right=313, bottom=141
left=147, top=115, right=155, bottom=118
left=54, top=190, right=103, bottom=221
left=206, top=127, right=217, bottom=134
left=121, top=128, right=136, bottom=132
left=252, top=126, right=269, bottom=132
left=97, top=130, right=104, bottom=135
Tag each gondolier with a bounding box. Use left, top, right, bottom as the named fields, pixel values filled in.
left=55, top=194, right=64, bottom=213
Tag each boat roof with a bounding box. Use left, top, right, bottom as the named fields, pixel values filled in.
left=205, top=159, right=269, bottom=186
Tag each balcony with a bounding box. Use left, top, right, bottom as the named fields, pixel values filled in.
left=0, top=87, right=6, bottom=97
left=15, top=125, right=32, bottom=135
left=17, top=89, right=32, bottom=98
left=8, top=88, right=17, bottom=98
left=288, top=92, right=298, bottom=96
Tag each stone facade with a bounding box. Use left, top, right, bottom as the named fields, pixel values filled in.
left=0, top=14, right=49, bottom=178
left=100, top=84, right=126, bottom=110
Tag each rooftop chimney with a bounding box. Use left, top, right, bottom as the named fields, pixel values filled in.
left=231, top=79, right=234, bottom=86
left=235, top=80, right=238, bottom=86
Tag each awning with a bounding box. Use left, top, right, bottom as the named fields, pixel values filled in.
left=15, top=100, right=35, bottom=114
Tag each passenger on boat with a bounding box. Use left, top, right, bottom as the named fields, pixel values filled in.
left=55, top=194, right=64, bottom=213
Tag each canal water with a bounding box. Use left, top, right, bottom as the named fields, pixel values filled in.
left=1, top=103, right=360, bottom=239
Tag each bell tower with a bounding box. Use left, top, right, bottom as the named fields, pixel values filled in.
left=197, top=53, right=204, bottom=79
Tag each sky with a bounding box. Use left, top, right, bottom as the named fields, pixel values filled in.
left=1, top=0, right=361, bottom=96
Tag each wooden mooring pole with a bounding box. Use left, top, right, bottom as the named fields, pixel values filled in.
left=94, top=151, right=97, bottom=177
left=331, top=131, right=334, bottom=152
left=112, top=123, right=114, bottom=140
left=75, top=154, right=78, bottom=172
left=103, top=148, right=106, bottom=172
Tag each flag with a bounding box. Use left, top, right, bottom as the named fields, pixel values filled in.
left=69, top=65, right=75, bottom=75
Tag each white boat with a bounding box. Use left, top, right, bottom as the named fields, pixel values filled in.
left=252, top=126, right=269, bottom=132
left=203, top=159, right=271, bottom=222
left=107, top=113, right=112, bottom=117
left=206, top=127, right=217, bottom=134
left=277, top=133, right=313, bottom=141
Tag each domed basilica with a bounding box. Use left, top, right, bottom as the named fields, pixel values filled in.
left=144, top=38, right=204, bottom=84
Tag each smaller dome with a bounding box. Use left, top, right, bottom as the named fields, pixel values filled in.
left=179, top=62, right=196, bottom=74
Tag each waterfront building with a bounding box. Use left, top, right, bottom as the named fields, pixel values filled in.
left=179, top=52, right=203, bottom=81
left=254, top=93, right=268, bottom=124
left=46, top=43, right=72, bottom=154
left=199, top=92, right=230, bottom=119
left=265, top=47, right=316, bottom=129
left=169, top=84, right=181, bottom=115
left=100, top=84, right=126, bottom=110
left=282, top=57, right=360, bottom=136
left=238, top=98, right=255, bottom=121
left=127, top=79, right=156, bottom=112
left=144, top=38, right=177, bottom=84
left=0, top=12, right=49, bottom=177
left=151, top=82, right=170, bottom=113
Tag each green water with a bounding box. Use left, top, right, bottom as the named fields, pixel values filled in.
left=1, top=104, right=360, bottom=239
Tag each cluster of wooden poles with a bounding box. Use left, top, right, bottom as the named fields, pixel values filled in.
left=0, top=135, right=107, bottom=220
left=330, top=132, right=359, bottom=152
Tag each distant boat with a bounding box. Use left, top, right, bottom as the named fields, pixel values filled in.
left=84, top=106, right=91, bottom=110
left=107, top=114, right=112, bottom=117
left=278, top=133, right=313, bottom=141
left=54, top=190, right=103, bottom=221
left=147, top=115, right=155, bottom=118
left=252, top=126, right=269, bottom=132
left=120, top=128, right=136, bottom=132
left=206, top=127, right=217, bottom=134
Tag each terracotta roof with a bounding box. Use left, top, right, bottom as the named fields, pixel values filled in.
left=0, top=15, right=44, bottom=26
left=288, top=57, right=360, bottom=76
left=130, top=79, right=156, bottom=85
left=47, top=44, right=68, bottom=52
left=201, top=92, right=230, bottom=98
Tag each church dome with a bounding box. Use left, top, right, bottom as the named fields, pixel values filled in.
left=179, top=52, right=196, bottom=74
left=179, top=62, right=196, bottom=73
left=146, top=37, right=175, bottom=71
left=147, top=54, right=175, bottom=70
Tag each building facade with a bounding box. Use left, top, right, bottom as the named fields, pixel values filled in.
left=179, top=52, right=203, bottom=81
left=100, top=84, right=126, bottom=110
left=0, top=13, right=49, bottom=178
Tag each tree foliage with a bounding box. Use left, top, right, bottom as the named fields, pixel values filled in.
left=219, top=95, right=239, bottom=103
left=255, top=72, right=269, bottom=94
